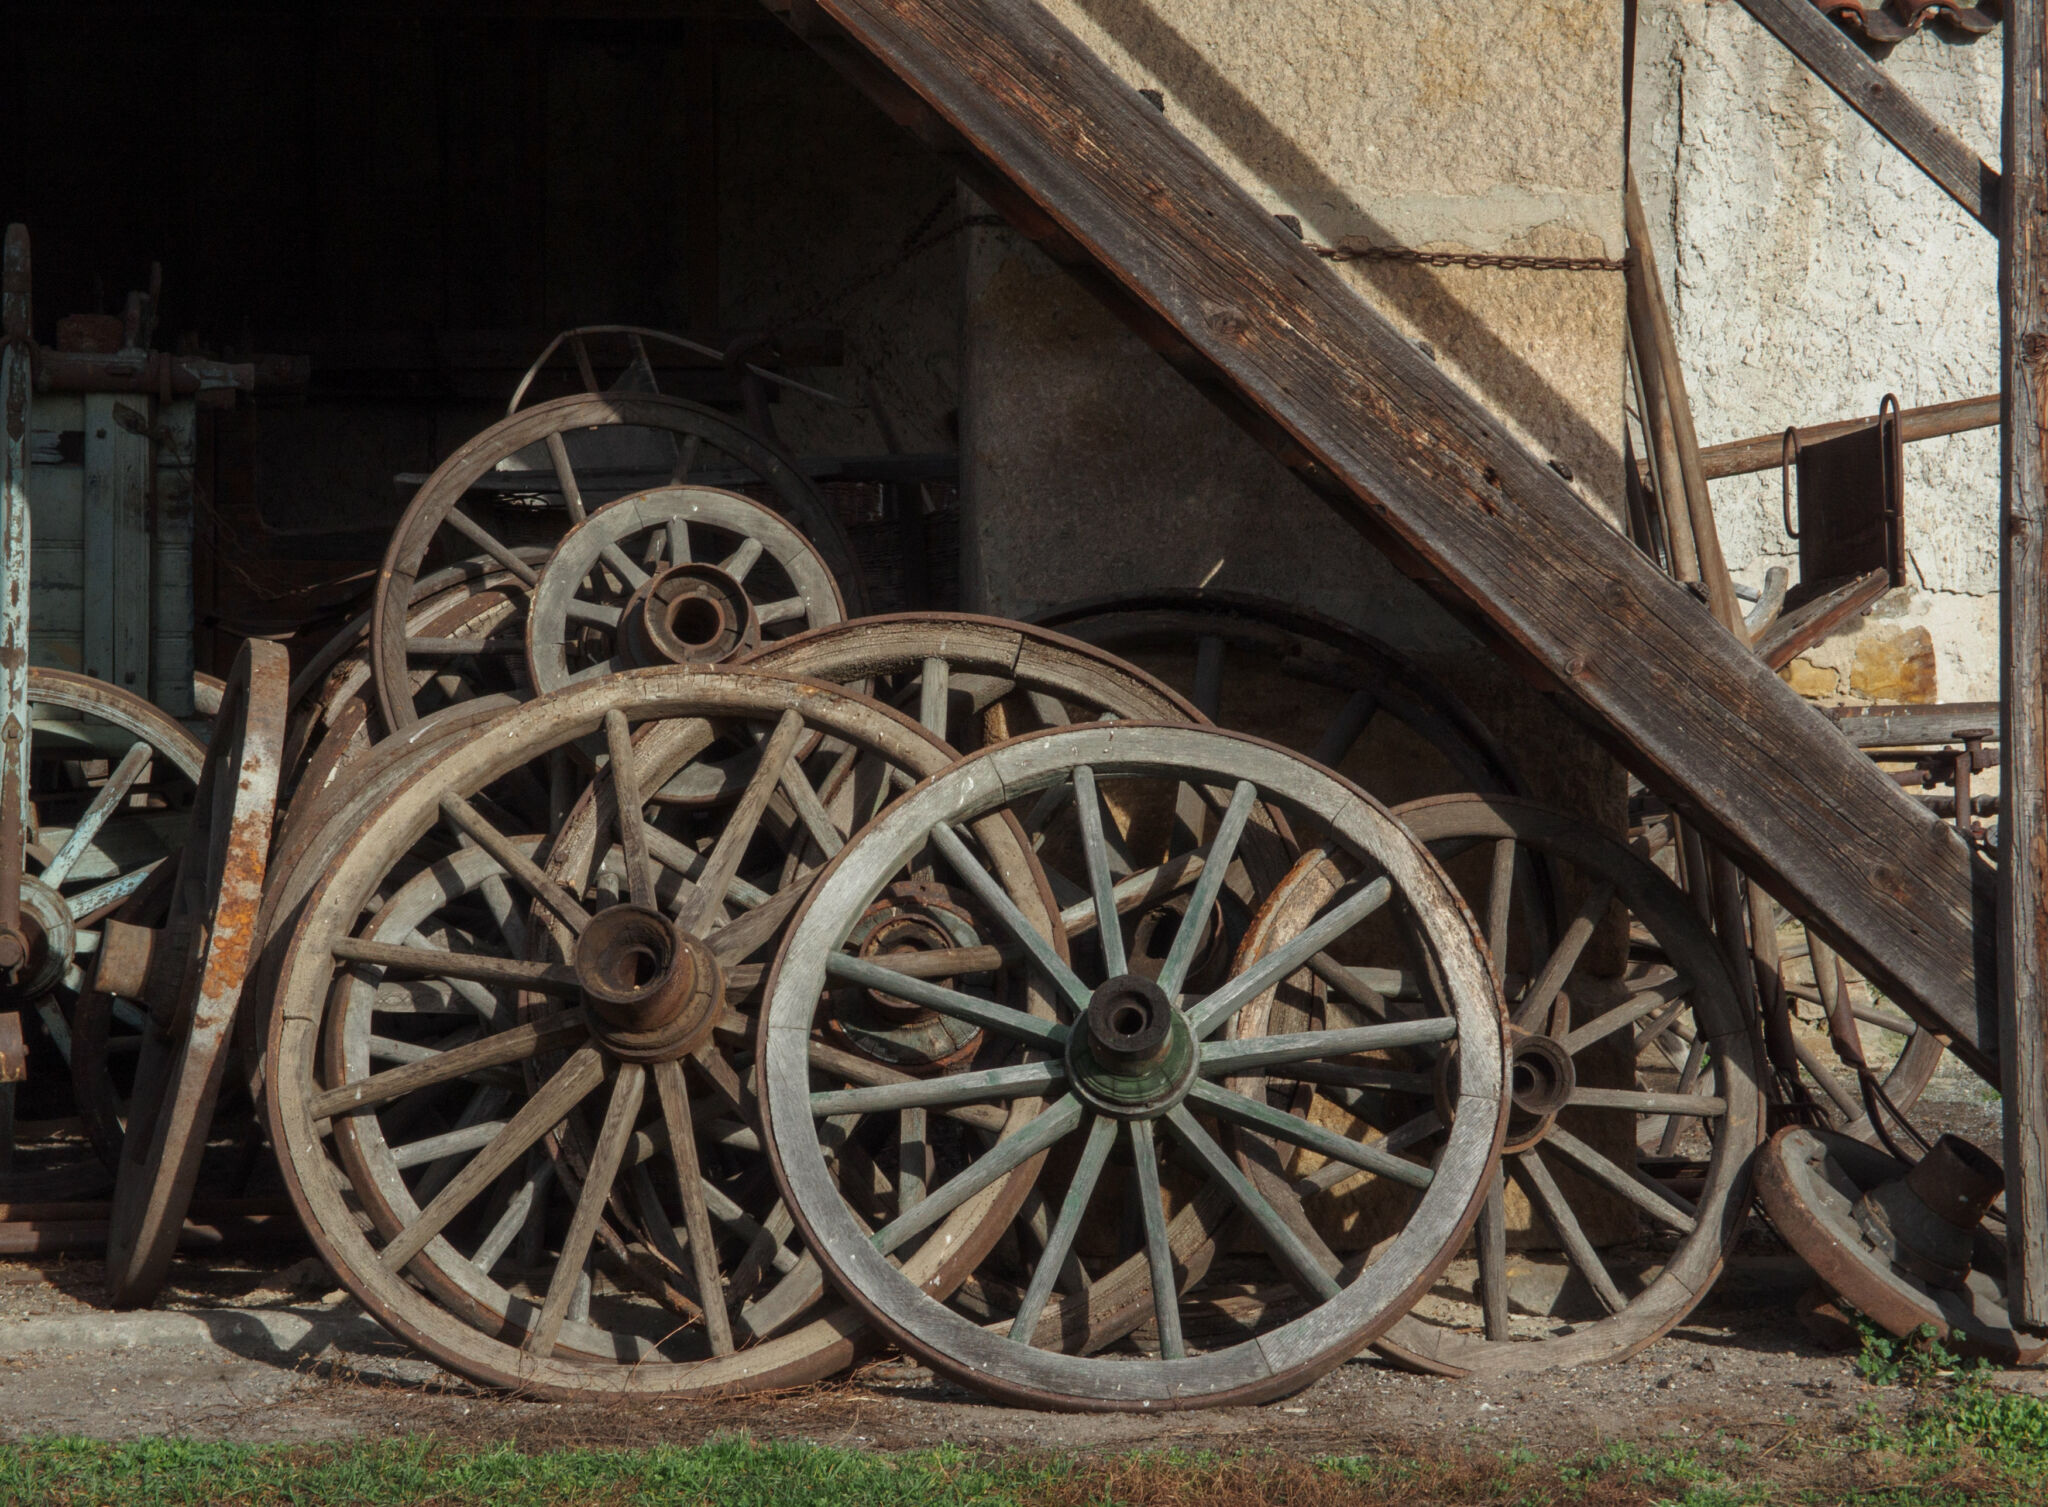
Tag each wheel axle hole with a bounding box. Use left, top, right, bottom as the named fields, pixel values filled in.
left=666, top=595, right=726, bottom=648
left=611, top=943, right=662, bottom=992
left=1110, top=1000, right=1150, bottom=1039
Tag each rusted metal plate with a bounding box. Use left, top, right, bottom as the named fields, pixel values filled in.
left=0, top=1011, right=24, bottom=1084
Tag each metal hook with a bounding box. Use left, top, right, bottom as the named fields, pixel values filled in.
left=1781, top=426, right=1801, bottom=539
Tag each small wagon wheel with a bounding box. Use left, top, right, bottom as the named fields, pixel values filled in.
left=760, top=722, right=1506, bottom=1411
left=1, top=670, right=204, bottom=1198
left=89, top=640, right=287, bottom=1305
left=372, top=393, right=866, bottom=732
left=1274, top=794, right=1763, bottom=1376
left=267, top=667, right=1046, bottom=1398
left=1035, top=589, right=1526, bottom=801
left=526, top=487, right=847, bottom=695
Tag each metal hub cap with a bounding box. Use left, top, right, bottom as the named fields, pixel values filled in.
left=1065, top=973, right=1196, bottom=1117
left=623, top=564, right=760, bottom=667
left=575, top=904, right=723, bottom=1062
left=0, top=877, right=74, bottom=1002
left=1502, top=1029, right=1575, bottom=1153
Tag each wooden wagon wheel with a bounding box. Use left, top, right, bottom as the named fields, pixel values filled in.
left=372, top=394, right=865, bottom=733
left=0, top=670, right=204, bottom=1198
left=267, top=666, right=1049, bottom=1398
left=1036, top=589, right=1526, bottom=801
left=1629, top=793, right=1939, bottom=1144
left=526, top=487, right=847, bottom=696
left=760, top=722, right=1507, bottom=1411
left=86, top=640, right=287, bottom=1305
left=1261, top=794, right=1763, bottom=1376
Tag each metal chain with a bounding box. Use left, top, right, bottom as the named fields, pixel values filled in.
left=1311, top=243, right=1630, bottom=273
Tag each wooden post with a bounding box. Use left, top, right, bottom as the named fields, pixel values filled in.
left=2001, top=0, right=2048, bottom=1331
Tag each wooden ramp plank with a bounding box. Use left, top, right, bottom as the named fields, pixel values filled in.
left=785, top=0, right=1996, bottom=1074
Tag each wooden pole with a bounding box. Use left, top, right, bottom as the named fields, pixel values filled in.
left=2001, top=0, right=2048, bottom=1331
left=1682, top=392, right=2000, bottom=483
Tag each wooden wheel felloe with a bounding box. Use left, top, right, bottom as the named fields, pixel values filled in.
left=266, top=667, right=1035, bottom=1399
left=760, top=722, right=1507, bottom=1411
left=371, top=392, right=866, bottom=732
left=95, top=640, right=287, bottom=1306
left=3, top=669, right=204, bottom=1198
left=1316, top=795, right=1764, bottom=1376
left=526, top=487, right=847, bottom=695
left=1036, top=589, right=1526, bottom=800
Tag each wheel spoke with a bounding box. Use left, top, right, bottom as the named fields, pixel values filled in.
left=653, top=1057, right=733, bottom=1355
left=63, top=864, right=159, bottom=924
left=526, top=1062, right=645, bottom=1359
left=379, top=1046, right=605, bottom=1272
left=720, top=537, right=763, bottom=581
left=1186, top=876, right=1392, bottom=1038
left=1311, top=688, right=1378, bottom=769
left=1483, top=838, right=1516, bottom=986
left=443, top=507, right=540, bottom=586
left=1568, top=1086, right=1726, bottom=1117
left=808, top=1059, right=1066, bottom=1118
left=870, top=1095, right=1084, bottom=1258
left=1511, top=880, right=1614, bottom=1030
left=1128, top=1117, right=1185, bottom=1359
left=441, top=794, right=591, bottom=934
left=310, top=1012, right=588, bottom=1120
left=1558, top=973, right=1693, bottom=1055
left=824, top=952, right=1066, bottom=1049
left=1477, top=1167, right=1510, bottom=1341
left=1198, top=1016, right=1457, bottom=1073
left=917, top=656, right=950, bottom=739
left=1187, top=1078, right=1433, bottom=1190
left=603, top=710, right=657, bottom=909
left=470, top=1155, right=556, bottom=1276
left=1008, top=1111, right=1114, bottom=1347
left=41, top=740, right=152, bottom=887
left=778, top=753, right=848, bottom=861
left=1508, top=1150, right=1626, bottom=1315
left=333, top=937, right=581, bottom=996
left=1298, top=1107, right=1441, bottom=1195
left=1071, top=766, right=1127, bottom=978
left=1163, top=1104, right=1339, bottom=1302
left=566, top=597, right=623, bottom=629
left=756, top=597, right=807, bottom=628
left=1544, top=1125, right=1698, bottom=1233
left=929, top=821, right=1090, bottom=1015
left=667, top=518, right=691, bottom=565
left=543, top=432, right=587, bottom=524
left=680, top=709, right=805, bottom=933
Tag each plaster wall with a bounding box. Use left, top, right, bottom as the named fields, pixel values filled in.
left=1632, top=1, right=2002, bottom=703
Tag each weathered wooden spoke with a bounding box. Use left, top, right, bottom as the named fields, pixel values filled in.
left=371, top=393, right=865, bottom=731
left=1317, top=794, right=1764, bottom=1379
left=270, top=667, right=974, bottom=1400
left=760, top=723, right=1503, bottom=1410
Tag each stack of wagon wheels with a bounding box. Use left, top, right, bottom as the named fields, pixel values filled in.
left=11, top=320, right=1828, bottom=1412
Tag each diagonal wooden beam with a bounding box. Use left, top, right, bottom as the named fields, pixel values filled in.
left=785, top=0, right=1997, bottom=1074
left=1731, top=0, right=2000, bottom=234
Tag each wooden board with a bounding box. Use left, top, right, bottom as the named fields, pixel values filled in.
left=785, top=0, right=1996, bottom=1075
left=2000, top=0, right=2048, bottom=1330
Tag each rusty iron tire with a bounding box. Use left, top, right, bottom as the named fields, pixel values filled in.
left=759, top=722, right=1507, bottom=1411
left=1274, top=794, right=1765, bottom=1377
left=371, top=394, right=865, bottom=733
left=100, top=639, right=287, bottom=1306
left=266, top=667, right=1046, bottom=1399
left=526, top=487, right=847, bottom=694
left=1756, top=1125, right=2048, bottom=1366
left=7, top=671, right=206, bottom=1199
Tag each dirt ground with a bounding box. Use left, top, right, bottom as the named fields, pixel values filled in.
left=0, top=1092, right=2021, bottom=1463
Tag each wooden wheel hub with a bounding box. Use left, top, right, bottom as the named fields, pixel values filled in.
left=576, top=904, right=722, bottom=1062
left=1066, top=974, right=1195, bottom=1117
left=1502, top=1028, right=1575, bottom=1153
left=623, top=564, right=760, bottom=668
left=831, top=883, right=987, bottom=1070
left=0, top=877, right=73, bottom=1003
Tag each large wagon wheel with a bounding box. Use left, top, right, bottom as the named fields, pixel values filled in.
left=267, top=667, right=1048, bottom=1398
left=525, top=487, right=847, bottom=696
left=0, top=670, right=204, bottom=1198
left=760, top=722, right=1507, bottom=1411
left=1036, top=590, right=1526, bottom=801
left=1273, top=794, right=1763, bottom=1376
left=372, top=393, right=866, bottom=732
left=88, top=640, right=287, bottom=1305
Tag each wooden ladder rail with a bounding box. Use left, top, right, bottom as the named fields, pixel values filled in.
left=779, top=0, right=1997, bottom=1077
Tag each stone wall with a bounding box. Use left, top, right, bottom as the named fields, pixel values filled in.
left=1632, top=0, right=2002, bottom=703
